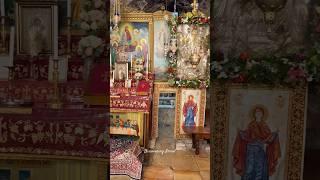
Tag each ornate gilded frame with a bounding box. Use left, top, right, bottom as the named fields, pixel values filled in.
left=115, top=13, right=154, bottom=73
left=16, top=1, right=57, bottom=55
left=175, top=88, right=206, bottom=139
left=210, top=83, right=307, bottom=180
left=151, top=82, right=179, bottom=139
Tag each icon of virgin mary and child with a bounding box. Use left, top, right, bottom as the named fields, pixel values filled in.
left=182, top=95, right=198, bottom=127
left=232, top=105, right=281, bottom=180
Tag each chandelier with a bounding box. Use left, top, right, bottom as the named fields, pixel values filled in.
left=112, top=0, right=121, bottom=31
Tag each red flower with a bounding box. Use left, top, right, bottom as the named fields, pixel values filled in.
left=239, top=52, right=249, bottom=61
left=232, top=74, right=246, bottom=83
left=168, top=67, right=175, bottom=73
left=287, top=67, right=306, bottom=81
left=200, top=17, right=208, bottom=23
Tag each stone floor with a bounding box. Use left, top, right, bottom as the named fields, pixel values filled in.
left=143, top=139, right=210, bottom=180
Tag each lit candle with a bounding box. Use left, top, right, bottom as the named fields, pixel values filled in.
left=67, top=0, right=71, bottom=17
left=126, top=63, right=128, bottom=80
left=146, top=54, right=148, bottom=78
left=0, top=0, right=4, bottom=24
left=53, top=5, right=58, bottom=59
left=110, top=54, right=112, bottom=70
left=8, top=27, right=14, bottom=66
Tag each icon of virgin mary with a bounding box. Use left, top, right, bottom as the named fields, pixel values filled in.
left=232, top=105, right=281, bottom=180
left=182, top=95, right=198, bottom=126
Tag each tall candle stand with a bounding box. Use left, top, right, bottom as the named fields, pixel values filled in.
left=66, top=17, right=72, bottom=57
left=5, top=66, right=15, bottom=105
left=49, top=58, right=62, bottom=109
left=0, top=16, right=6, bottom=54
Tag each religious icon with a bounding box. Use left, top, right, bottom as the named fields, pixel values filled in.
left=182, top=95, right=198, bottom=126
left=232, top=105, right=281, bottom=179
left=16, top=2, right=56, bottom=55
left=110, top=21, right=149, bottom=74
left=114, top=63, right=128, bottom=80
left=121, top=26, right=132, bottom=48
left=29, top=17, right=47, bottom=56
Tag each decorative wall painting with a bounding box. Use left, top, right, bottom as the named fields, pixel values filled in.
left=211, top=84, right=307, bottom=180
left=175, top=88, right=206, bottom=138
left=153, top=20, right=170, bottom=81
left=110, top=13, right=154, bottom=80
left=16, top=1, right=57, bottom=55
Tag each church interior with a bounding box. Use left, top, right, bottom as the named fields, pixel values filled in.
left=0, top=0, right=319, bottom=180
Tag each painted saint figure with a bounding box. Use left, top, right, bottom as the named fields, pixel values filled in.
left=232, top=105, right=281, bottom=180
left=28, top=17, right=47, bottom=56
left=182, top=95, right=198, bottom=126
left=122, top=26, right=132, bottom=46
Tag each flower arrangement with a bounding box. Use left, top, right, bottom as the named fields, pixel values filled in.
left=166, top=11, right=210, bottom=88
left=78, top=0, right=106, bottom=59
left=211, top=4, right=320, bottom=87
left=78, top=35, right=105, bottom=59
left=79, top=0, right=106, bottom=33
left=177, top=12, right=210, bottom=25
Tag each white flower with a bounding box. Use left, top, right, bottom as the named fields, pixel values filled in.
left=91, top=22, right=98, bottom=30
left=79, top=12, right=88, bottom=21
left=182, top=17, right=188, bottom=23
left=88, top=10, right=104, bottom=21
left=271, top=67, right=278, bottom=73
left=94, top=0, right=103, bottom=8
left=80, top=22, right=90, bottom=31
left=307, top=75, right=313, bottom=82
left=218, top=72, right=228, bottom=78
left=281, top=58, right=289, bottom=64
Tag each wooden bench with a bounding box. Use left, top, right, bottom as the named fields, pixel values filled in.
left=182, top=126, right=210, bottom=155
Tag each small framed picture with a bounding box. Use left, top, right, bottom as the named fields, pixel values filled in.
left=16, top=1, right=58, bottom=55
left=114, top=63, right=128, bottom=81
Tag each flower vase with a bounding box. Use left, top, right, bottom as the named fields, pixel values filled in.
left=83, top=58, right=94, bottom=81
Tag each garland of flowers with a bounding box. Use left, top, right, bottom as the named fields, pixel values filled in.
left=210, top=48, right=320, bottom=87
left=78, top=0, right=106, bottom=60
left=166, top=12, right=210, bottom=88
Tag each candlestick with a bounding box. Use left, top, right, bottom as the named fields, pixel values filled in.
left=110, top=54, right=112, bottom=69
left=126, top=63, right=128, bottom=80
left=146, top=54, right=149, bottom=74
left=8, top=27, right=14, bottom=66
left=66, top=17, right=71, bottom=56
left=0, top=0, right=4, bottom=24
left=53, top=5, right=58, bottom=59
left=67, top=0, right=71, bottom=18
left=130, top=54, right=133, bottom=78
